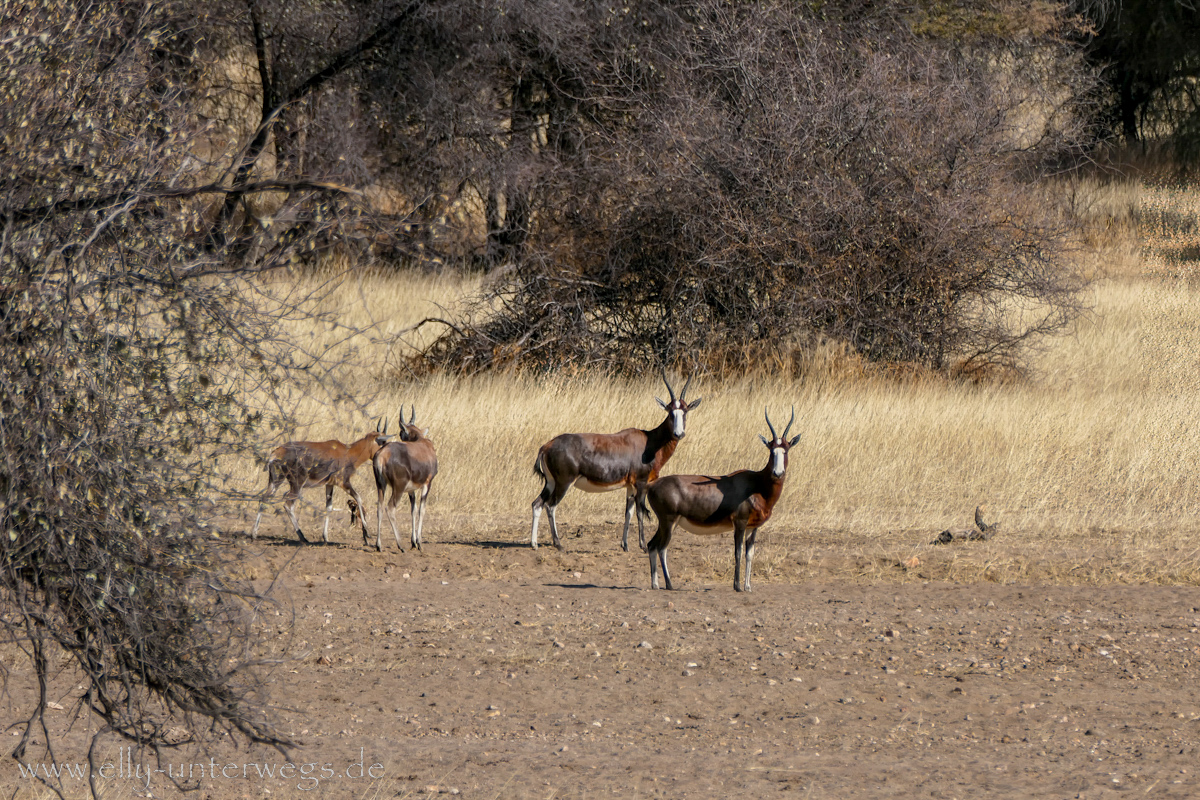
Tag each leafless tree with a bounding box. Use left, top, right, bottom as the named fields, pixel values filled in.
left=0, top=1, right=420, bottom=794
left=417, top=0, right=1096, bottom=375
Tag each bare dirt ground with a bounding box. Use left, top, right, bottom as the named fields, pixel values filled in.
left=6, top=514, right=1200, bottom=799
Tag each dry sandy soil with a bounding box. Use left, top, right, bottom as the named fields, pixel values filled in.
left=6, top=515, right=1200, bottom=800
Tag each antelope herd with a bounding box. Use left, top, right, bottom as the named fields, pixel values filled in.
left=251, top=373, right=798, bottom=592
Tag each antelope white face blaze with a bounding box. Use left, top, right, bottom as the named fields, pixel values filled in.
left=771, top=445, right=787, bottom=477
left=671, top=408, right=686, bottom=437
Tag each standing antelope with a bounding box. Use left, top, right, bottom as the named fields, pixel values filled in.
left=645, top=408, right=801, bottom=592
left=531, top=371, right=701, bottom=551
left=373, top=405, right=438, bottom=552
left=250, top=419, right=393, bottom=544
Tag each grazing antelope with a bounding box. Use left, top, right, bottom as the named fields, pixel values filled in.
left=250, top=419, right=393, bottom=544
left=531, top=371, right=702, bottom=551
left=645, top=408, right=801, bottom=592
left=373, top=406, right=438, bottom=552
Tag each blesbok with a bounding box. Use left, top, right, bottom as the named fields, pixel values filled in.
left=531, top=371, right=702, bottom=551
left=373, top=406, right=438, bottom=552
left=250, top=419, right=393, bottom=544
left=645, top=408, right=801, bottom=592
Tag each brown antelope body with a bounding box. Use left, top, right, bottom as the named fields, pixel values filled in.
left=251, top=420, right=392, bottom=543
left=373, top=406, right=438, bottom=552
left=531, top=373, right=701, bottom=551
left=646, top=409, right=800, bottom=592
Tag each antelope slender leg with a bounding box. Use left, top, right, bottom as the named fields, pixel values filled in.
left=530, top=468, right=555, bottom=549
left=250, top=479, right=280, bottom=540
left=531, top=500, right=543, bottom=549
left=744, top=528, right=757, bottom=593
left=375, top=488, right=385, bottom=551
left=322, top=484, right=335, bottom=543
left=415, top=484, right=430, bottom=550
left=387, top=497, right=405, bottom=552
left=659, top=547, right=673, bottom=591
left=621, top=489, right=636, bottom=552
left=344, top=482, right=369, bottom=543
left=283, top=491, right=307, bottom=543
left=408, top=492, right=419, bottom=551
left=647, top=518, right=673, bottom=589
left=547, top=504, right=564, bottom=550
left=733, top=526, right=746, bottom=592
left=635, top=484, right=649, bottom=552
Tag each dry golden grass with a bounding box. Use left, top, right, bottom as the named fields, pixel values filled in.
left=222, top=182, right=1200, bottom=585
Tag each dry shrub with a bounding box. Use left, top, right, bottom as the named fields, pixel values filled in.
left=419, top=1, right=1093, bottom=376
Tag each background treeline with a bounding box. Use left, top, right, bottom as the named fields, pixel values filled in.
left=2, top=0, right=1199, bottom=782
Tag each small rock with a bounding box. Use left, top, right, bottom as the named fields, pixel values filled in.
left=638, top=641, right=653, bottom=650
left=682, top=670, right=694, bottom=677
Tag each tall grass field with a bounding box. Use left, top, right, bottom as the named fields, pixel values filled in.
left=220, top=180, right=1200, bottom=585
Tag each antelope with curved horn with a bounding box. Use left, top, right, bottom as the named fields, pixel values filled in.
left=531, top=371, right=702, bottom=551
left=251, top=419, right=393, bottom=543
left=645, top=407, right=800, bottom=592
left=373, top=405, right=438, bottom=552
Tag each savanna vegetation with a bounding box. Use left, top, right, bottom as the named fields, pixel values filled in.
left=2, top=0, right=1199, bottom=795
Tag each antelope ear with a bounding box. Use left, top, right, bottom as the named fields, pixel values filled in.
left=789, top=433, right=801, bottom=448
left=656, top=396, right=667, bottom=409
left=422, top=427, right=430, bottom=438
left=687, top=397, right=702, bottom=411
left=759, top=434, right=769, bottom=446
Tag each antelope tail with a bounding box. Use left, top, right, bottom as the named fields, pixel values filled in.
left=533, top=450, right=546, bottom=480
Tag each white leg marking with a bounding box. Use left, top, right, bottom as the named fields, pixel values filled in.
left=531, top=503, right=542, bottom=549
left=415, top=485, right=430, bottom=549
left=376, top=498, right=385, bottom=552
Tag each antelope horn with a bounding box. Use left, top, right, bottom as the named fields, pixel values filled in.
left=661, top=367, right=676, bottom=403
left=680, top=373, right=693, bottom=402
left=764, top=407, right=778, bottom=441
left=409, top=405, right=416, bottom=425
left=382, top=417, right=389, bottom=435
left=782, top=405, right=795, bottom=439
